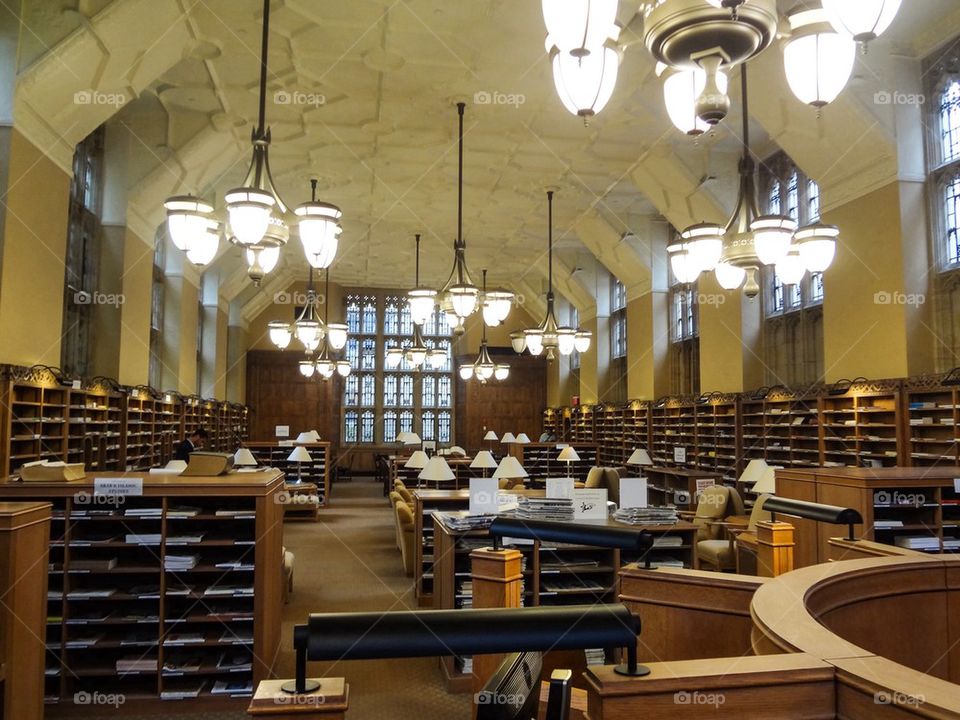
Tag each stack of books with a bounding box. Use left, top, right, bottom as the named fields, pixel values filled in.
left=167, top=506, right=200, bottom=519
left=211, top=679, right=253, bottom=697
left=160, top=681, right=205, bottom=700
left=125, top=532, right=162, bottom=545
left=894, top=535, right=940, bottom=551
left=125, top=507, right=163, bottom=519
left=515, top=497, right=573, bottom=521
left=435, top=511, right=497, bottom=531
left=165, top=554, right=199, bottom=571
left=613, top=506, right=679, bottom=525
left=71, top=557, right=118, bottom=571
left=116, top=656, right=158, bottom=673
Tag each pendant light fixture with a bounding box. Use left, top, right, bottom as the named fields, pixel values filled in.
left=460, top=270, right=510, bottom=383
left=437, top=103, right=479, bottom=332
left=822, top=0, right=902, bottom=48
left=306, top=268, right=350, bottom=381
left=388, top=235, right=448, bottom=371
left=269, top=266, right=324, bottom=353
left=163, top=0, right=343, bottom=285
left=782, top=8, right=856, bottom=110
left=670, top=66, right=839, bottom=297
left=515, top=191, right=591, bottom=360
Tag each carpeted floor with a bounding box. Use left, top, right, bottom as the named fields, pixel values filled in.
left=51, top=478, right=471, bottom=719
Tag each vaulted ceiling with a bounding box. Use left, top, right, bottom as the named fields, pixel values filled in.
left=13, top=0, right=960, bottom=321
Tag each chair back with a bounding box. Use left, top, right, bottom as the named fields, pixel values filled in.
left=726, top=486, right=746, bottom=516
left=693, top=485, right=732, bottom=541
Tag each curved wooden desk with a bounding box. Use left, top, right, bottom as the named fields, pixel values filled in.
left=752, top=555, right=960, bottom=717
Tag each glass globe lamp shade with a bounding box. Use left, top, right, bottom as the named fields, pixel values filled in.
left=246, top=244, right=280, bottom=276
left=574, top=330, right=591, bottom=353
left=315, top=358, right=335, bottom=377
left=326, top=323, right=348, bottom=350
left=298, top=360, right=315, bottom=378
left=510, top=331, right=527, bottom=354
left=268, top=321, right=292, bottom=350
left=336, top=360, right=352, bottom=377
left=751, top=216, right=798, bottom=266
left=407, top=346, right=428, bottom=367
left=225, top=187, right=275, bottom=246
left=494, top=364, right=510, bottom=381
left=477, top=362, right=495, bottom=380
left=714, top=262, right=747, bottom=290
left=667, top=243, right=700, bottom=284
left=784, top=9, right=856, bottom=108
left=542, top=0, right=618, bottom=55
left=795, top=223, right=839, bottom=272
left=445, top=311, right=462, bottom=330
left=407, top=289, right=437, bottom=326
left=459, top=365, right=474, bottom=380
left=295, top=201, right=342, bottom=253
left=482, top=302, right=501, bottom=327
left=552, top=42, right=621, bottom=119
left=525, top=330, right=545, bottom=356
left=680, top=223, right=724, bottom=273
left=164, top=196, right=214, bottom=251
left=428, top=348, right=447, bottom=369
left=556, top=328, right=577, bottom=356
left=185, top=228, right=220, bottom=266
left=485, top=290, right=514, bottom=322
left=659, top=64, right=728, bottom=136
left=775, top=246, right=807, bottom=285
left=304, top=235, right=340, bottom=270
left=385, top=347, right=404, bottom=369
left=295, top=320, right=322, bottom=348
left=448, top=285, right=480, bottom=318
left=822, top=0, right=901, bottom=44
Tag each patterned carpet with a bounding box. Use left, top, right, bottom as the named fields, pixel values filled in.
left=48, top=478, right=471, bottom=719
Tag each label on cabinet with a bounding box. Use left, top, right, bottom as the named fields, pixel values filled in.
left=93, top=477, right=143, bottom=497
left=674, top=447, right=686, bottom=463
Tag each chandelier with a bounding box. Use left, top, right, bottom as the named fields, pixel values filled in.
left=513, top=191, right=592, bottom=360
left=268, top=265, right=347, bottom=354
left=543, top=1, right=902, bottom=128
left=298, top=268, right=351, bottom=380
left=163, top=0, right=342, bottom=285
left=386, top=235, right=448, bottom=371
left=460, top=270, right=510, bottom=382
left=668, top=66, right=839, bottom=297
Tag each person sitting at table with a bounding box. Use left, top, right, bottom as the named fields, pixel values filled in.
left=174, top=428, right=209, bottom=462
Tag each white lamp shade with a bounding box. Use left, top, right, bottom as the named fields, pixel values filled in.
left=511, top=332, right=527, bottom=354
left=574, top=330, right=591, bottom=353
left=419, top=455, right=456, bottom=482
left=795, top=223, right=839, bottom=272
left=784, top=9, right=856, bottom=108
left=822, top=0, right=901, bottom=43
left=397, top=431, right=421, bottom=446
left=542, top=0, right=618, bottom=55
left=556, top=329, right=577, bottom=356
left=298, top=361, right=315, bottom=378
left=483, top=431, right=499, bottom=441
left=627, top=448, right=653, bottom=466
left=385, top=347, right=404, bottom=369
left=775, top=246, right=807, bottom=286
left=234, top=448, right=256, bottom=466
left=336, top=360, right=352, bottom=377
left=751, top=466, right=777, bottom=495
left=185, top=228, right=220, bottom=266
left=482, top=303, right=502, bottom=327
left=494, top=365, right=510, bottom=381
left=287, top=446, right=312, bottom=463
left=751, top=216, right=798, bottom=266
left=246, top=245, right=280, bottom=275
left=408, top=289, right=437, bottom=325
left=738, top=459, right=770, bottom=487
left=470, top=450, right=498, bottom=470
left=681, top=224, right=724, bottom=274
left=295, top=201, right=342, bottom=262
left=404, top=450, right=429, bottom=470
left=515, top=433, right=531, bottom=444
left=326, top=323, right=348, bottom=350
left=459, top=365, right=474, bottom=380
left=225, top=187, right=275, bottom=246
left=164, top=196, right=214, bottom=251
left=492, top=455, right=529, bottom=480
left=500, top=432, right=517, bottom=444
left=268, top=321, right=292, bottom=350
left=660, top=63, right=729, bottom=136
left=557, top=446, right=580, bottom=462
left=667, top=243, right=701, bottom=284
left=295, top=432, right=314, bottom=444
left=447, top=285, right=480, bottom=318
left=524, top=330, right=544, bottom=356
left=714, top=262, right=746, bottom=290
left=552, top=43, right=620, bottom=119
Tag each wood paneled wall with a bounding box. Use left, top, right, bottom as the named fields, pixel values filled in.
left=245, top=350, right=342, bottom=450
left=455, top=350, right=547, bottom=450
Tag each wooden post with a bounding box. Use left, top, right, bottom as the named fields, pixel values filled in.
left=0, top=501, right=51, bottom=720
left=756, top=521, right=795, bottom=577
left=470, top=547, right=524, bottom=714
left=247, top=678, right=349, bottom=718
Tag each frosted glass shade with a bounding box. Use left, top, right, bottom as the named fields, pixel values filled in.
left=385, top=347, right=404, bottom=368
left=268, top=321, right=292, bottom=350
left=407, top=289, right=437, bottom=326
left=470, top=450, right=498, bottom=470
left=557, top=446, right=580, bottom=462
left=681, top=223, right=724, bottom=273
left=667, top=243, right=700, bottom=284
left=326, top=323, right=348, bottom=350
left=714, top=262, right=746, bottom=290
left=776, top=246, right=807, bottom=285
left=542, top=0, right=618, bottom=55
left=448, top=285, right=480, bottom=318
left=557, top=329, right=577, bottom=356
left=419, top=455, right=455, bottom=482
left=336, top=360, right=351, bottom=377
left=660, top=64, right=729, bottom=136
left=552, top=43, right=620, bottom=119
left=295, top=201, right=342, bottom=265
left=492, top=455, right=528, bottom=480
left=287, top=446, right=312, bottom=463
left=627, top=448, right=653, bottom=466
left=795, top=223, right=839, bottom=272
left=459, top=365, right=474, bottom=380
left=822, top=0, right=901, bottom=43
left=784, top=9, right=856, bottom=108
left=185, top=228, right=219, bottom=266
left=225, top=187, right=275, bottom=246
left=494, top=364, right=510, bottom=381
left=164, top=196, right=214, bottom=251
left=574, top=331, right=591, bottom=353
left=298, top=360, right=315, bottom=378
left=525, top=330, right=545, bottom=356
left=404, top=450, right=429, bottom=470
left=510, top=332, right=527, bottom=354
left=751, top=216, right=798, bottom=265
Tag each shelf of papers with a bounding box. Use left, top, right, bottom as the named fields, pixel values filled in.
left=514, top=442, right=599, bottom=484
left=246, top=442, right=330, bottom=507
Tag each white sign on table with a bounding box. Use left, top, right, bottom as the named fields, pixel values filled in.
left=93, top=477, right=143, bottom=497
left=469, top=477, right=500, bottom=515
left=546, top=477, right=574, bottom=499
left=573, top=489, right=608, bottom=519
left=619, top=478, right=648, bottom=509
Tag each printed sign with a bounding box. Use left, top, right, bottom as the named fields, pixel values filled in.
left=94, top=477, right=143, bottom=497
left=695, top=478, right=716, bottom=498
left=674, top=447, right=686, bottom=464
left=469, top=477, right=499, bottom=515
left=546, top=477, right=575, bottom=499
left=619, top=478, right=648, bottom=509
left=275, top=425, right=290, bottom=438
left=573, top=489, right=608, bottom=519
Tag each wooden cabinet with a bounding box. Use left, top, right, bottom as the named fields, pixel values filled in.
left=512, top=442, right=599, bottom=483
left=644, top=467, right=724, bottom=511
left=0, top=470, right=284, bottom=705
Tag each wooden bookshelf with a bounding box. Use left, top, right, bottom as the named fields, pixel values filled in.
left=512, top=442, right=599, bottom=483
left=0, top=470, right=284, bottom=705
left=0, top=367, right=69, bottom=479
left=692, top=394, right=740, bottom=481
left=542, top=407, right=559, bottom=440
left=597, top=404, right=625, bottom=466
left=651, top=398, right=698, bottom=468
left=245, top=442, right=331, bottom=508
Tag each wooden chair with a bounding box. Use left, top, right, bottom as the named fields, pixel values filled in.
left=696, top=494, right=771, bottom=572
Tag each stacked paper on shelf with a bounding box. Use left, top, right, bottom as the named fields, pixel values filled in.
left=211, top=679, right=253, bottom=697
left=116, top=656, right=158, bottom=673
left=160, top=681, right=205, bottom=700
left=125, top=507, right=163, bottom=518
left=204, top=585, right=254, bottom=597
left=164, top=554, right=199, bottom=571
left=585, top=648, right=606, bottom=666
left=514, top=497, right=574, bottom=521
left=613, top=506, right=679, bottom=525
left=71, top=557, right=118, bottom=571
left=435, top=511, right=497, bottom=531
left=167, top=506, right=201, bottom=518
left=125, top=533, right=162, bottom=545
left=894, top=535, right=940, bottom=550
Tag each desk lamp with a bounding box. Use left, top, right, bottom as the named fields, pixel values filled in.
left=419, top=455, right=455, bottom=487
left=557, top=445, right=580, bottom=480
left=483, top=430, right=498, bottom=451
left=287, top=445, right=312, bottom=484
left=626, top=448, right=653, bottom=468
left=515, top=432, right=531, bottom=445
left=234, top=448, right=257, bottom=468
left=492, top=455, right=528, bottom=488
left=500, top=432, right=517, bottom=444
left=470, top=450, right=498, bottom=479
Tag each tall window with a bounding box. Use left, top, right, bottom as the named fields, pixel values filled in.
left=926, top=48, right=960, bottom=368
left=342, top=292, right=454, bottom=444
left=569, top=306, right=581, bottom=371
left=759, top=152, right=825, bottom=385
left=149, top=235, right=165, bottom=389
left=609, top=280, right=627, bottom=402
left=61, top=126, right=105, bottom=376
left=669, top=262, right=699, bottom=395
